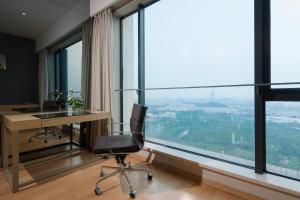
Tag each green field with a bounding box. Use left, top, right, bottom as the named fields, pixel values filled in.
left=145, top=99, right=300, bottom=174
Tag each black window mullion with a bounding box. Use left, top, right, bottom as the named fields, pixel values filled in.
left=120, top=18, right=124, bottom=132
left=266, top=88, right=300, bottom=101
left=138, top=5, right=145, bottom=105
left=255, top=0, right=270, bottom=174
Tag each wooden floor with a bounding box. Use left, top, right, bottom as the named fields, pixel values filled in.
left=0, top=156, right=246, bottom=200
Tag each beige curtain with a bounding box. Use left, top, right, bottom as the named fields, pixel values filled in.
left=81, top=18, right=94, bottom=109
left=38, top=49, right=49, bottom=108
left=89, top=9, right=112, bottom=148
left=38, top=49, right=55, bottom=107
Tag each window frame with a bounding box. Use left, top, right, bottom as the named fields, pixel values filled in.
left=54, top=38, right=82, bottom=93
left=119, top=0, right=300, bottom=181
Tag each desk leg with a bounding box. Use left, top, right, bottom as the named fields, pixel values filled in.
left=79, top=122, right=86, bottom=147
left=69, top=124, right=73, bottom=149
left=3, top=128, right=19, bottom=192
left=3, top=126, right=9, bottom=171
left=11, top=130, right=19, bottom=192
left=0, top=122, right=3, bottom=168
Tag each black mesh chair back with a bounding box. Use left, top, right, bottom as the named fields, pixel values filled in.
left=43, top=100, right=59, bottom=111
left=130, top=104, right=148, bottom=148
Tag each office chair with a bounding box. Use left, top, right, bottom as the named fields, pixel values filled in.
left=28, top=100, right=62, bottom=143
left=93, top=104, right=152, bottom=198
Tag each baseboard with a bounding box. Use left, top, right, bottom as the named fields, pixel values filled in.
left=152, top=159, right=202, bottom=182
left=133, top=150, right=202, bottom=181
left=203, top=178, right=263, bottom=200
left=138, top=147, right=300, bottom=200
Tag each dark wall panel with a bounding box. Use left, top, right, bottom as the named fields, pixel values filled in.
left=0, top=33, right=38, bottom=104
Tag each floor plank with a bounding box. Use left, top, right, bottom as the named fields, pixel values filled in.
left=0, top=156, right=247, bottom=200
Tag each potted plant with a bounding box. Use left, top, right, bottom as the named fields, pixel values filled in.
left=54, top=90, right=67, bottom=109
left=67, top=90, right=84, bottom=110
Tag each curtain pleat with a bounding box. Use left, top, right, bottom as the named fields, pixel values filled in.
left=38, top=49, right=56, bottom=107
left=47, top=51, right=55, bottom=100
left=81, top=18, right=94, bottom=109
left=88, top=9, right=112, bottom=148
left=38, top=49, right=49, bottom=108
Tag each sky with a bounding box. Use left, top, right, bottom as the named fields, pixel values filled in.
left=139, top=0, right=254, bottom=99
left=271, top=0, right=300, bottom=87
left=67, top=41, right=82, bottom=93
left=121, top=0, right=300, bottom=100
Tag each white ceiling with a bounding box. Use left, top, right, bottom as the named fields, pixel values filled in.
left=0, top=0, right=89, bottom=40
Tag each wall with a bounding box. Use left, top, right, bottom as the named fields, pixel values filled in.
left=0, top=33, right=38, bottom=104
left=90, top=0, right=120, bottom=16
left=36, top=0, right=89, bottom=51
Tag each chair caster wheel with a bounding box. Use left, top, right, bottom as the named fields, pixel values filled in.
left=28, top=140, right=32, bottom=143
left=58, top=136, right=62, bottom=139
left=44, top=140, right=48, bottom=143
left=100, top=171, right=105, bottom=177
left=129, top=190, right=137, bottom=199
left=147, top=173, right=153, bottom=181
left=95, top=187, right=102, bottom=195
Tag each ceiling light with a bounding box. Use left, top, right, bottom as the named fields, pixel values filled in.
left=21, top=12, right=27, bottom=16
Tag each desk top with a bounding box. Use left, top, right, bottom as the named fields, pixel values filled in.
left=0, top=104, right=39, bottom=111
left=33, top=111, right=92, bottom=119
left=2, top=109, right=110, bottom=131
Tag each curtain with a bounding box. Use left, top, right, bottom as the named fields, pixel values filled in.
left=81, top=18, right=94, bottom=109
left=38, top=49, right=49, bottom=108
left=38, top=49, right=55, bottom=107
left=88, top=9, right=113, bottom=148
left=47, top=51, right=56, bottom=100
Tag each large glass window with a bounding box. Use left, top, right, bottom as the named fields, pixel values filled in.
left=271, top=0, right=300, bottom=88
left=120, top=0, right=300, bottom=179
left=122, top=13, right=139, bottom=129
left=266, top=102, right=300, bottom=179
left=144, top=0, right=254, bottom=165
left=145, top=87, right=254, bottom=166
left=145, top=0, right=254, bottom=88
left=268, top=0, right=300, bottom=180
left=67, top=41, right=82, bottom=95
left=55, top=40, right=82, bottom=97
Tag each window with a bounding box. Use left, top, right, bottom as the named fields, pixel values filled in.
left=145, top=0, right=254, bottom=88
left=267, top=0, right=300, bottom=180
left=119, top=0, right=300, bottom=180
left=266, top=102, right=300, bottom=179
left=67, top=41, right=82, bottom=95
left=121, top=13, right=139, bottom=129
left=271, top=0, right=300, bottom=88
left=121, top=0, right=254, bottom=166
left=145, top=87, right=254, bottom=166
left=144, top=0, right=254, bottom=166
left=55, top=40, right=82, bottom=96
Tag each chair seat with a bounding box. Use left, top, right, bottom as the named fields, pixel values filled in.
left=93, top=135, right=140, bottom=154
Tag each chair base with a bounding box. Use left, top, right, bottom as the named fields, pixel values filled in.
left=28, top=129, right=62, bottom=143
left=95, top=155, right=153, bottom=199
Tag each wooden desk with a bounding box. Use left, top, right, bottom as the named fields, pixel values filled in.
left=0, top=104, right=39, bottom=168
left=0, top=104, right=39, bottom=111
left=0, top=110, right=29, bottom=169
left=2, top=110, right=110, bottom=192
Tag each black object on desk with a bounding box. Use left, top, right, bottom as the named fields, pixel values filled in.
left=33, top=111, right=92, bottom=119
left=12, top=107, right=41, bottom=113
